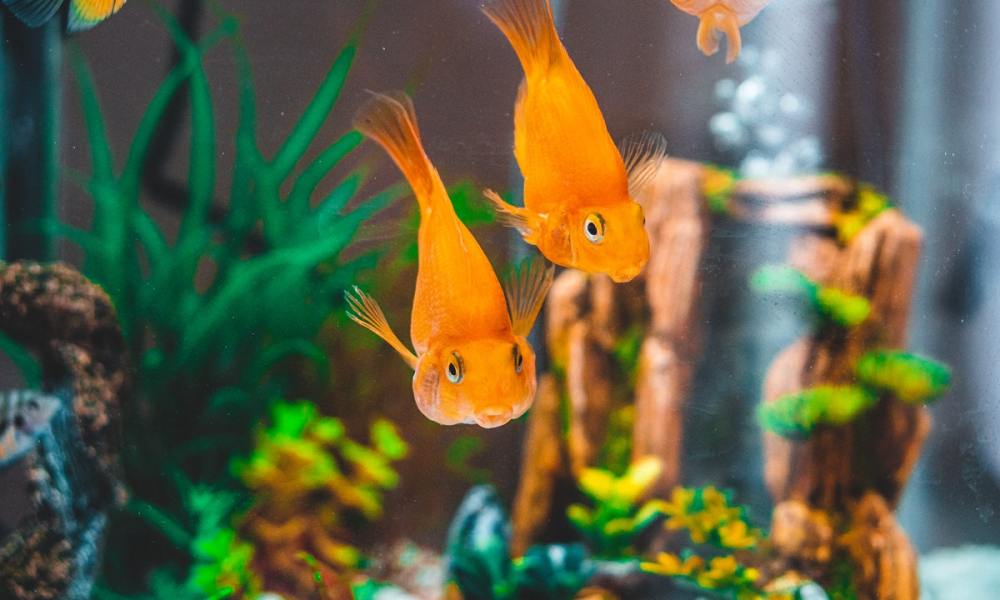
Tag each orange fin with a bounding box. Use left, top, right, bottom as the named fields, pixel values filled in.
left=483, top=0, right=561, bottom=75
left=354, top=91, right=442, bottom=210
left=483, top=189, right=538, bottom=241
left=618, top=132, right=668, bottom=198
left=70, top=0, right=127, bottom=32
left=503, top=255, right=555, bottom=337
left=345, top=287, right=418, bottom=369
left=697, top=5, right=743, bottom=63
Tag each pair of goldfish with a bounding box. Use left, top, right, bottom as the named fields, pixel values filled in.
left=347, top=0, right=770, bottom=429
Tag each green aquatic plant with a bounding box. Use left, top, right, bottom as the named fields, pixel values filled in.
left=446, top=486, right=595, bottom=600
left=659, top=486, right=763, bottom=550
left=235, top=400, right=407, bottom=591
left=702, top=165, right=738, bottom=214
left=639, top=486, right=813, bottom=600
left=751, top=265, right=871, bottom=328
left=758, top=386, right=877, bottom=439
left=856, top=349, right=951, bottom=405
left=446, top=435, right=492, bottom=484
left=64, top=6, right=403, bottom=594
left=832, top=184, right=891, bottom=244
left=566, top=457, right=668, bottom=559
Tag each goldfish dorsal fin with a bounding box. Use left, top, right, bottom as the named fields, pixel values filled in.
left=503, top=255, right=555, bottom=337
left=619, top=132, right=668, bottom=198
left=483, top=0, right=560, bottom=74
left=483, top=189, right=539, bottom=241
left=354, top=91, right=441, bottom=207
left=345, top=287, right=418, bottom=369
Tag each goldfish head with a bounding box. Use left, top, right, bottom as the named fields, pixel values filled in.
left=412, top=335, right=537, bottom=428
left=538, top=201, right=650, bottom=282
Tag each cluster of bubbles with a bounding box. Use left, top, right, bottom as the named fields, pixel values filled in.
left=708, top=46, right=824, bottom=178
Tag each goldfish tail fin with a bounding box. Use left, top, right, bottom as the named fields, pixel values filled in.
left=354, top=91, right=442, bottom=208
left=3, top=0, right=63, bottom=27
left=483, top=0, right=561, bottom=75
left=503, top=254, right=555, bottom=337
left=618, top=132, right=668, bottom=198
left=345, top=286, right=418, bottom=369
left=696, top=5, right=743, bottom=63
left=483, top=189, right=539, bottom=242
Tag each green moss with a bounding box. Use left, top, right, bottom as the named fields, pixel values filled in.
left=856, top=350, right=952, bottom=404
left=612, top=324, right=645, bottom=384
left=833, top=184, right=891, bottom=244
left=751, top=265, right=871, bottom=328
left=759, top=386, right=877, bottom=439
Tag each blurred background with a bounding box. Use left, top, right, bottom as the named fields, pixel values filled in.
left=1, top=0, right=999, bottom=596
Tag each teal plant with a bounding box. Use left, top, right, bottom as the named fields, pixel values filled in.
left=446, top=486, right=595, bottom=600
left=63, top=6, right=402, bottom=594
left=751, top=265, right=871, bottom=328
left=566, top=456, right=668, bottom=559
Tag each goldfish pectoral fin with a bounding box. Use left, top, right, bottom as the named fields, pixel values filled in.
left=344, top=287, right=418, bottom=369
left=619, top=131, right=668, bottom=198
left=483, top=188, right=538, bottom=239
left=696, top=6, right=743, bottom=63
left=503, top=254, right=555, bottom=337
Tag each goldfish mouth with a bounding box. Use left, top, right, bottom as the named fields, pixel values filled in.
left=610, top=266, right=643, bottom=283
left=474, top=406, right=514, bottom=428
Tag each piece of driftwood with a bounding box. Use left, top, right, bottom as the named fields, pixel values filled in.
left=761, top=208, right=926, bottom=599
left=511, top=159, right=710, bottom=551
left=0, top=262, right=127, bottom=600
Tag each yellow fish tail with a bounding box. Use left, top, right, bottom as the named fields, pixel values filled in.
left=696, top=4, right=743, bottom=64
left=354, top=91, right=442, bottom=211
left=483, top=0, right=561, bottom=76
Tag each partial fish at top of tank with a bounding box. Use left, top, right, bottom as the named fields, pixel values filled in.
left=0, top=390, right=63, bottom=468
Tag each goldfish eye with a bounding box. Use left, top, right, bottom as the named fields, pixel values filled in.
left=446, top=352, right=464, bottom=384
left=584, top=213, right=605, bottom=244
left=513, top=344, right=524, bottom=374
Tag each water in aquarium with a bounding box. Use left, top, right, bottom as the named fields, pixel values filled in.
left=0, top=1, right=998, bottom=599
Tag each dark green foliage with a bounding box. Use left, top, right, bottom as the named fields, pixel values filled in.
left=0, top=332, right=41, bottom=388
left=856, top=350, right=951, bottom=405
left=759, top=386, right=877, bottom=439
left=446, top=435, right=492, bottom=484
left=446, top=486, right=594, bottom=600
left=63, top=8, right=400, bottom=594
left=751, top=265, right=871, bottom=328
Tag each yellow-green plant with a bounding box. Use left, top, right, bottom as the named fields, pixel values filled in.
left=856, top=349, right=951, bottom=405
left=751, top=266, right=871, bottom=328
left=758, top=385, right=877, bottom=439
left=566, top=457, right=668, bottom=559
left=832, top=184, right=891, bottom=244
left=234, top=400, right=407, bottom=596
left=640, top=486, right=797, bottom=599
left=702, top=165, right=738, bottom=214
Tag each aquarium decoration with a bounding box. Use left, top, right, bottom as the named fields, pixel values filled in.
left=759, top=386, right=876, bottom=439
left=445, top=486, right=595, bottom=600
left=0, top=262, right=127, bottom=600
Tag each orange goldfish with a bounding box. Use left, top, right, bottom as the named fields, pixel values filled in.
left=670, top=0, right=770, bottom=63
left=482, top=0, right=667, bottom=283
left=346, top=92, right=553, bottom=428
